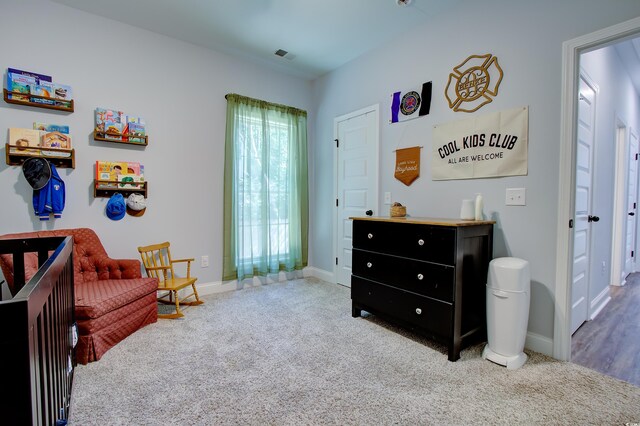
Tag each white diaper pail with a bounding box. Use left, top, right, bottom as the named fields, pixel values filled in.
left=482, top=257, right=530, bottom=370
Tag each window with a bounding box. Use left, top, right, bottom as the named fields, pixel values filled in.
left=223, top=94, right=308, bottom=281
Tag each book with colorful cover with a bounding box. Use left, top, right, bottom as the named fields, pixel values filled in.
left=34, top=122, right=70, bottom=134
left=118, top=173, right=144, bottom=189
left=53, top=83, right=73, bottom=108
left=7, top=73, right=36, bottom=101
left=7, top=68, right=51, bottom=101
left=95, top=108, right=122, bottom=138
left=34, top=123, right=71, bottom=155
left=127, top=122, right=146, bottom=143
left=30, top=81, right=55, bottom=105
left=120, top=113, right=145, bottom=142
left=8, top=68, right=52, bottom=83
left=9, top=128, right=42, bottom=155
left=104, top=119, right=123, bottom=140
left=41, top=132, right=71, bottom=149
left=95, top=161, right=129, bottom=188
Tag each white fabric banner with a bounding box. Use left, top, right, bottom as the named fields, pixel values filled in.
left=431, top=106, right=528, bottom=180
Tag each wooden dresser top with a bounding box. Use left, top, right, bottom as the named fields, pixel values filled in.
left=349, top=216, right=496, bottom=227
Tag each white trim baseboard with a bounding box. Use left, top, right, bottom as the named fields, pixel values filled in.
left=181, top=267, right=335, bottom=298
left=589, top=287, right=611, bottom=321
left=303, top=266, right=334, bottom=283
left=525, top=331, right=553, bottom=357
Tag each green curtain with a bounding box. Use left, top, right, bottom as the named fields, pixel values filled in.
left=223, top=94, right=308, bottom=281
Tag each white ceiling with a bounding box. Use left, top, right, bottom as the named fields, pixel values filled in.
left=50, top=0, right=462, bottom=79
left=51, top=0, right=640, bottom=87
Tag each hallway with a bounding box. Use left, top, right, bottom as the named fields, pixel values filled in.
left=571, top=273, right=640, bottom=387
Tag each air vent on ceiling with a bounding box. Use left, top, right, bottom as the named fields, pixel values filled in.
left=275, top=49, right=288, bottom=57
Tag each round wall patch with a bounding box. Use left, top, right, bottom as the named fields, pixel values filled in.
left=400, top=91, right=421, bottom=116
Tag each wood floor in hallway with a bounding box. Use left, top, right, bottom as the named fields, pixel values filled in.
left=571, top=272, right=640, bottom=387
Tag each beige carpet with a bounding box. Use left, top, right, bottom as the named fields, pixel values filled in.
left=69, top=278, right=640, bottom=425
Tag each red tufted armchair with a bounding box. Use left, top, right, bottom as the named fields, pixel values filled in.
left=0, top=228, right=158, bottom=364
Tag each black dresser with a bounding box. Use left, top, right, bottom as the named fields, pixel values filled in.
left=350, top=217, right=494, bottom=361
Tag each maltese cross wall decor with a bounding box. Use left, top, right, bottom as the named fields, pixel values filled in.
left=445, top=54, right=503, bottom=113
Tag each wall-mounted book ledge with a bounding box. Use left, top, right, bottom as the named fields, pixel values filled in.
left=93, top=130, right=148, bottom=146
left=94, top=180, right=147, bottom=198
left=5, top=144, right=75, bottom=169
left=3, top=89, right=74, bottom=112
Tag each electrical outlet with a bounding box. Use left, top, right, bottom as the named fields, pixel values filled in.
left=384, top=192, right=392, bottom=205
left=601, top=261, right=606, bottom=275
left=505, top=187, right=526, bottom=206
left=201, top=255, right=209, bottom=268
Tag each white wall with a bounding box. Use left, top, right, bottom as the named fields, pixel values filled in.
left=580, top=46, right=640, bottom=305
left=0, top=0, right=313, bottom=286
left=310, top=0, right=640, bottom=353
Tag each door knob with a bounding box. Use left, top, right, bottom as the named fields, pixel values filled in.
left=365, top=210, right=373, bottom=216
left=629, top=212, right=635, bottom=216
left=588, top=215, right=600, bottom=222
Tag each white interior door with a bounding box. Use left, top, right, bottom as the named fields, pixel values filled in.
left=625, top=130, right=639, bottom=275
left=334, top=106, right=379, bottom=287
left=571, top=74, right=596, bottom=335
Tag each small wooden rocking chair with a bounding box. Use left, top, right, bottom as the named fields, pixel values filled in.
left=137, top=241, right=203, bottom=319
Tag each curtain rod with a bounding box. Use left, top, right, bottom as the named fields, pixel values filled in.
left=225, top=93, right=307, bottom=116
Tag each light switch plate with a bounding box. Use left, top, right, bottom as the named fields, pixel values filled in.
left=506, top=188, right=526, bottom=206
left=384, top=192, right=392, bottom=205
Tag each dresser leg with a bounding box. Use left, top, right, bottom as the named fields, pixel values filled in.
left=448, top=344, right=461, bottom=362
left=352, top=304, right=361, bottom=318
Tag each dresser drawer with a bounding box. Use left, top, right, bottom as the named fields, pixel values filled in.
left=352, top=249, right=454, bottom=302
left=351, top=276, right=452, bottom=338
left=353, top=220, right=456, bottom=264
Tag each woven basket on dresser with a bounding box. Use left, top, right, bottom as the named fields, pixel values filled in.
left=390, top=205, right=406, bottom=217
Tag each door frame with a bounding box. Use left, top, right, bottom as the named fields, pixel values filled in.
left=611, top=116, right=629, bottom=287
left=332, top=104, right=380, bottom=285
left=555, top=16, right=640, bottom=361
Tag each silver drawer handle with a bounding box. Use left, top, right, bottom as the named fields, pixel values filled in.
left=418, top=239, right=424, bottom=246
left=366, top=262, right=372, bottom=268
left=417, top=273, right=424, bottom=280
left=415, top=308, right=422, bottom=315
left=368, top=233, right=374, bottom=239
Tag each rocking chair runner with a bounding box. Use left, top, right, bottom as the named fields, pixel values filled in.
left=137, top=242, right=203, bottom=319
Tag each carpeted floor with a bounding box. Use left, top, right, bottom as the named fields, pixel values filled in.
left=69, top=278, right=640, bottom=425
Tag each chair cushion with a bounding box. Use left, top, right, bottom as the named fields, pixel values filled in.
left=75, top=277, right=158, bottom=320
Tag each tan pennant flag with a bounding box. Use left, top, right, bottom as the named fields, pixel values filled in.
left=395, top=146, right=421, bottom=186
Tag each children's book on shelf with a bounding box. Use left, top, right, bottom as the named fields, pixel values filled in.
left=127, top=122, right=146, bottom=143
left=118, top=174, right=144, bottom=189
left=34, top=123, right=72, bottom=156
left=96, top=161, right=144, bottom=189
left=95, top=108, right=123, bottom=140
left=34, top=122, right=70, bottom=134
left=9, top=128, right=42, bottom=155
left=123, top=161, right=143, bottom=178
left=121, top=114, right=145, bottom=142
left=31, top=81, right=56, bottom=105
left=96, top=161, right=128, bottom=188
left=41, top=132, right=72, bottom=149
left=53, top=83, right=73, bottom=107
left=104, top=120, right=123, bottom=140
left=8, top=68, right=52, bottom=83
left=7, top=68, right=52, bottom=101
left=7, top=73, right=36, bottom=101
